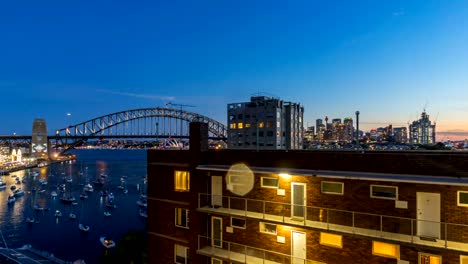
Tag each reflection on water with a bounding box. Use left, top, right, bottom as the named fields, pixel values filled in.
left=0, top=149, right=147, bottom=264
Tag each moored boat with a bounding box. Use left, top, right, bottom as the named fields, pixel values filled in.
left=100, top=236, right=115, bottom=249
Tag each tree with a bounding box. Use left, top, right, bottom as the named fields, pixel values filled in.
left=101, top=230, right=147, bottom=264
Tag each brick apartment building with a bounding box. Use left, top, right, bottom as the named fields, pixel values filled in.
left=147, top=122, right=468, bottom=264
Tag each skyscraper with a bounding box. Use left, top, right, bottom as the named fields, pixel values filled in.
left=227, top=96, right=304, bottom=150
left=409, top=111, right=436, bottom=144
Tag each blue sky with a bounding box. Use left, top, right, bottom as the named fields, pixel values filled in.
left=0, top=1, right=467, bottom=140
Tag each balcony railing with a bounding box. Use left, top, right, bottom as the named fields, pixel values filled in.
left=197, top=235, right=324, bottom=264
left=198, top=193, right=468, bottom=252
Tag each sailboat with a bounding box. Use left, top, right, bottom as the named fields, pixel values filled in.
left=78, top=200, right=90, bottom=232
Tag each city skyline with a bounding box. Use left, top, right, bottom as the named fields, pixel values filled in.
left=1, top=1, right=467, bottom=140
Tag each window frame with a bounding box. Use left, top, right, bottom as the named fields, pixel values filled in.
left=321, top=181, right=344, bottom=195
left=457, top=191, right=468, bottom=207
left=174, top=244, right=188, bottom=264
left=174, top=170, right=190, bottom=192
left=370, top=184, right=398, bottom=200
left=230, top=217, right=246, bottom=229
left=261, top=177, right=279, bottom=189
left=175, top=208, right=189, bottom=229
left=259, top=222, right=277, bottom=235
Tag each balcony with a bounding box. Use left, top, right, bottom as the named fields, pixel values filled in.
left=198, top=193, right=468, bottom=252
left=197, top=235, right=325, bottom=264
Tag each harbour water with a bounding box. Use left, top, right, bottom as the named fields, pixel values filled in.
left=0, top=149, right=147, bottom=263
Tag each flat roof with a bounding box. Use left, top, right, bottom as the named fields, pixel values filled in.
left=197, top=164, right=468, bottom=186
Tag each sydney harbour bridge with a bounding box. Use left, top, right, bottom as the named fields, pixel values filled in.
left=0, top=107, right=227, bottom=152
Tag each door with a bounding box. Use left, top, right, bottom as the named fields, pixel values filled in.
left=211, top=176, right=222, bottom=207
left=291, top=182, right=306, bottom=219
left=291, top=231, right=306, bottom=264
left=211, top=216, right=222, bottom=248
left=417, top=192, right=440, bottom=239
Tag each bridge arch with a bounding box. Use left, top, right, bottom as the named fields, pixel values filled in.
left=54, top=107, right=227, bottom=150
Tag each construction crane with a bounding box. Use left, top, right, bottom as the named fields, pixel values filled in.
left=165, top=102, right=196, bottom=137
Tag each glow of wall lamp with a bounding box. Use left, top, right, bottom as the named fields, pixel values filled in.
left=279, top=173, right=291, bottom=178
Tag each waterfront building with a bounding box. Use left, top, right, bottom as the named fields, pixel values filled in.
left=31, top=119, right=48, bottom=159
left=409, top=111, right=436, bottom=145
left=147, top=122, right=468, bottom=264
left=227, top=96, right=304, bottom=150
left=343, top=117, right=354, bottom=142
left=393, top=127, right=408, bottom=144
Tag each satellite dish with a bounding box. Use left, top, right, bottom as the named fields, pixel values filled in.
left=226, top=163, right=254, bottom=196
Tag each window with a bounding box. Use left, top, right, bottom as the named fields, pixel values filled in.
left=259, top=122, right=264, bottom=128
left=174, top=244, right=188, bottom=264
left=419, top=253, right=441, bottom=264
left=267, top=131, right=274, bottom=137
left=231, top=217, right=246, bottom=229
left=370, top=185, right=397, bottom=200
left=211, top=258, right=222, bottom=264
left=245, top=123, right=251, bottom=128
left=259, top=222, right=277, bottom=235
left=237, top=122, right=243, bottom=129
left=372, top=241, right=399, bottom=259
left=174, top=171, right=190, bottom=192
left=461, top=255, right=468, bottom=264
left=175, top=208, right=189, bottom=228
left=229, top=123, right=236, bottom=129
left=321, top=181, right=344, bottom=195
left=458, top=191, right=468, bottom=207
left=261, top=177, right=279, bottom=188
left=320, top=232, right=342, bottom=248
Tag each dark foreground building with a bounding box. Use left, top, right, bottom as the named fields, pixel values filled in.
left=148, top=122, right=468, bottom=264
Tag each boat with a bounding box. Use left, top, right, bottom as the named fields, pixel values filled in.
left=55, top=210, right=62, bottom=217
left=60, top=195, right=76, bottom=204
left=33, top=204, right=45, bottom=211
left=78, top=223, right=90, bottom=232
left=26, top=217, right=35, bottom=223
left=13, top=189, right=25, bottom=197
left=139, top=209, right=147, bottom=218
left=136, top=198, right=147, bottom=208
left=69, top=213, right=77, bottom=219
left=79, top=193, right=88, bottom=200
left=31, top=171, right=39, bottom=177
left=51, top=191, right=58, bottom=197
left=38, top=189, right=46, bottom=193
left=100, top=236, right=115, bottom=249
left=8, top=195, right=16, bottom=204
left=103, top=211, right=111, bottom=217
left=83, top=183, right=94, bottom=193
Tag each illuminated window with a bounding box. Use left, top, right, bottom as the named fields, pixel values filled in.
left=259, top=222, right=277, bottom=235
left=245, top=123, right=251, bottom=128
left=419, top=253, right=441, bottom=264
left=230, top=123, right=236, bottom=129
left=372, top=241, right=399, bottom=259
left=461, top=255, right=468, bottom=264
left=261, top=177, right=279, bottom=188
left=174, top=171, right=190, bottom=192
left=231, top=217, right=246, bottom=229
left=458, top=191, right=468, bottom=207
left=175, top=208, right=189, bottom=228
left=259, top=122, right=264, bottom=128
left=174, top=244, right=188, bottom=264
left=237, top=122, right=243, bottom=129
left=320, top=232, right=342, bottom=248
left=321, top=181, right=344, bottom=195
left=370, top=185, right=397, bottom=200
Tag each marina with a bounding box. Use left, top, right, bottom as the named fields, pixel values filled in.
left=0, top=149, right=147, bottom=264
